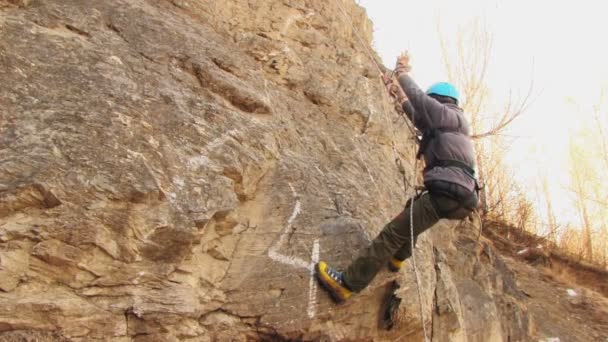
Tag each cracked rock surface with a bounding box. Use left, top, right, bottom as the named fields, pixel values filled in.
left=1, top=0, right=532, bottom=340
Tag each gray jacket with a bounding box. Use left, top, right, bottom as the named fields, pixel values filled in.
left=397, top=74, right=478, bottom=196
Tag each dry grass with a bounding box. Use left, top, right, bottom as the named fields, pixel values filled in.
left=484, top=219, right=608, bottom=297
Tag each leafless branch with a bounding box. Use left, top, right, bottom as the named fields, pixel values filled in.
left=471, top=63, right=536, bottom=139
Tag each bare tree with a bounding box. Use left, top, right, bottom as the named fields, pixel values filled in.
left=436, top=17, right=535, bottom=217
left=568, top=138, right=594, bottom=261
left=559, top=225, right=584, bottom=259
left=560, top=93, right=608, bottom=265
left=592, top=89, right=608, bottom=267
left=540, top=172, right=559, bottom=243
left=593, top=87, right=608, bottom=168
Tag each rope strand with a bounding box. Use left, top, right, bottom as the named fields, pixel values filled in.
left=331, top=1, right=429, bottom=341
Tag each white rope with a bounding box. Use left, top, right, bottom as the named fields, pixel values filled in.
left=330, top=1, right=429, bottom=341
left=409, top=160, right=429, bottom=342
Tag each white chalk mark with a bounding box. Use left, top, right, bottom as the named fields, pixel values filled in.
left=354, top=143, right=376, bottom=185
left=268, top=249, right=311, bottom=270
left=307, top=239, right=320, bottom=318
left=353, top=140, right=389, bottom=222
left=267, top=182, right=311, bottom=271
left=362, top=76, right=376, bottom=133
left=187, top=155, right=215, bottom=169
left=540, top=338, right=561, bottom=342
left=262, top=79, right=273, bottom=111
left=267, top=184, right=324, bottom=320
left=288, top=182, right=297, bottom=196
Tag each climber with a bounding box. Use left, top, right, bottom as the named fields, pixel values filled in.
left=315, top=52, right=480, bottom=303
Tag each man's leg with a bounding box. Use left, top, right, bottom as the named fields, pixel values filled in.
left=342, top=192, right=440, bottom=292
left=390, top=193, right=468, bottom=270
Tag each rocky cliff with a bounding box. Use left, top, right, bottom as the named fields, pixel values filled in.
left=1, top=1, right=532, bottom=341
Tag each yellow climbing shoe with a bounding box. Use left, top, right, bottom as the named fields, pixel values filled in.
left=388, top=257, right=404, bottom=272
left=315, top=261, right=352, bottom=303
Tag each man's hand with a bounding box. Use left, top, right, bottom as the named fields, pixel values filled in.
left=394, top=51, right=412, bottom=76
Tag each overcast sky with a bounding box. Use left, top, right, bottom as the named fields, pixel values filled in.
left=357, top=0, right=608, bottom=225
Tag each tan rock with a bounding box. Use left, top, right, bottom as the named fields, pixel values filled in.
left=0, top=242, right=30, bottom=292
left=0, top=0, right=533, bottom=340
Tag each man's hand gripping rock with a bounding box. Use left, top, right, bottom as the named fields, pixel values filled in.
left=381, top=51, right=412, bottom=107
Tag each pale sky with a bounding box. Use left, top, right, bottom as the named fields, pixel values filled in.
left=358, top=0, right=608, bottom=227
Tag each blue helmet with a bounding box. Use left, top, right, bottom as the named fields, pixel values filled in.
left=426, top=82, right=460, bottom=103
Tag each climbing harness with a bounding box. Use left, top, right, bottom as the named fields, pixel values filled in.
left=331, top=1, right=429, bottom=340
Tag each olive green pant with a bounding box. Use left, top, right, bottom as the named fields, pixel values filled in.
left=343, top=192, right=471, bottom=292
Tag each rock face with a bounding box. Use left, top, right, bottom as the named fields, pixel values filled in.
left=0, top=0, right=531, bottom=341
